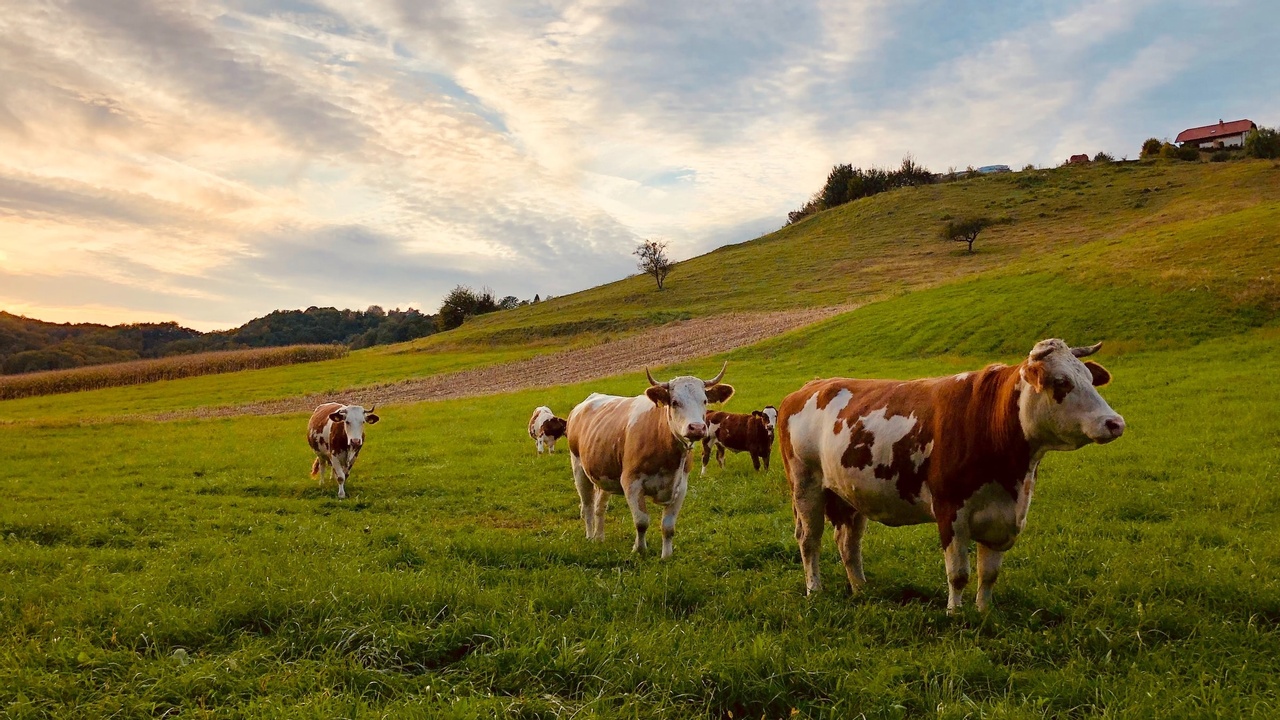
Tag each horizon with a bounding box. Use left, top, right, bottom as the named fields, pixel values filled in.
left=2, top=0, right=1276, bottom=331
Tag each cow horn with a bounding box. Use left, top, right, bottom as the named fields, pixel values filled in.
left=704, top=361, right=727, bottom=387
left=366, top=404, right=376, bottom=414
left=645, top=368, right=669, bottom=388
left=1070, top=342, right=1102, bottom=358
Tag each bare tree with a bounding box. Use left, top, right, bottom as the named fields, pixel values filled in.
left=634, top=240, right=674, bottom=290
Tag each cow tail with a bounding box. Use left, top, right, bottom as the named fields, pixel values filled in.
left=310, top=456, right=322, bottom=478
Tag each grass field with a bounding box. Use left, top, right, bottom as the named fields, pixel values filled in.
left=2, top=158, right=1278, bottom=717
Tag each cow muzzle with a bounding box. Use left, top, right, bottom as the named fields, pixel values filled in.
left=1090, top=415, right=1126, bottom=444
left=684, top=422, right=707, bottom=441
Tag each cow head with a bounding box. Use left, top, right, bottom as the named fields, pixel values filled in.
left=645, top=363, right=735, bottom=444
left=760, top=405, right=778, bottom=437
left=1019, top=340, right=1124, bottom=449
left=328, top=404, right=380, bottom=448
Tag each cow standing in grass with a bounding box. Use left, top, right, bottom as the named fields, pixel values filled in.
left=567, top=364, right=733, bottom=558
left=779, top=339, right=1124, bottom=612
left=528, top=406, right=568, bottom=455
left=308, top=402, right=379, bottom=499
left=701, top=406, right=777, bottom=474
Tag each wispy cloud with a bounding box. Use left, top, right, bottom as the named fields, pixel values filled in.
left=0, top=0, right=1273, bottom=329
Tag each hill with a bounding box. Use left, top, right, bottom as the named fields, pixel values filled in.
left=0, top=305, right=435, bottom=375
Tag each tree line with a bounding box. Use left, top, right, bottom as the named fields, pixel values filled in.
left=0, top=285, right=543, bottom=375
left=787, top=155, right=936, bottom=225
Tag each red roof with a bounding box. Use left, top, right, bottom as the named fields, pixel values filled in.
left=1176, top=119, right=1256, bottom=143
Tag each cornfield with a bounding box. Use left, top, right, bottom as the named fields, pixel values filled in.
left=0, top=344, right=348, bottom=400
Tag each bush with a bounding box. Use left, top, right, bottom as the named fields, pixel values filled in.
left=1177, top=144, right=1201, bottom=161
left=1211, top=150, right=1233, bottom=163
left=1141, top=138, right=1163, bottom=158
left=1244, top=126, right=1280, bottom=159
left=1093, top=151, right=1115, bottom=163
left=787, top=154, right=935, bottom=224
left=436, top=286, right=501, bottom=332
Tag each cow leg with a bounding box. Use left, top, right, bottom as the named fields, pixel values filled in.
left=327, top=455, right=348, bottom=499
left=975, top=543, right=1006, bottom=612
left=700, top=438, right=712, bottom=476
left=659, top=479, right=687, bottom=560
left=571, top=454, right=597, bottom=540
left=536, top=437, right=545, bottom=455
left=943, top=524, right=971, bottom=614
left=622, top=478, right=650, bottom=555
left=716, top=443, right=726, bottom=469
left=547, top=437, right=557, bottom=454
left=751, top=453, right=761, bottom=471
left=791, top=464, right=826, bottom=595
left=762, top=447, right=771, bottom=471
left=833, top=512, right=868, bottom=592
left=591, top=489, right=609, bottom=541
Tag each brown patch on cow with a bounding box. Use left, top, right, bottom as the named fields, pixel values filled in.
left=307, top=402, right=343, bottom=453
left=1022, top=362, right=1047, bottom=392
left=1085, top=361, right=1112, bottom=387
left=645, top=386, right=672, bottom=406
left=1052, top=377, right=1074, bottom=403
left=328, top=421, right=351, bottom=454
left=780, top=363, right=1032, bottom=550
left=568, top=395, right=686, bottom=488
left=542, top=417, right=568, bottom=440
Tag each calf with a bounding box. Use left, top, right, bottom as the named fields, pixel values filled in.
left=528, top=406, right=568, bottom=454
left=701, top=406, right=777, bottom=474
left=567, top=363, right=733, bottom=558
left=307, top=402, right=379, bottom=499
left=779, top=339, right=1124, bottom=612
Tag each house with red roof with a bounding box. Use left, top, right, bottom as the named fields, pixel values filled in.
left=1176, top=119, right=1256, bottom=149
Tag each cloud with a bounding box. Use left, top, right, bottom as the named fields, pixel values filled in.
left=0, top=0, right=1273, bottom=330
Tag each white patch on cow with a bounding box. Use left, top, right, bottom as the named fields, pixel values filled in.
left=911, top=440, right=933, bottom=471
left=953, top=372, right=971, bottom=382
left=627, top=395, right=656, bottom=428
left=859, top=408, right=917, bottom=468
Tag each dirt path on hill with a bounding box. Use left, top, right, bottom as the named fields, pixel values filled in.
left=152, top=306, right=852, bottom=421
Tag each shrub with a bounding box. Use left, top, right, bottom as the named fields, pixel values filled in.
left=1141, top=138, right=1163, bottom=158
left=1093, top=151, right=1115, bottom=163
left=436, top=286, right=501, bottom=332
left=1177, top=144, right=1201, bottom=161
left=1211, top=150, right=1233, bottom=163
left=1244, top=126, right=1280, bottom=159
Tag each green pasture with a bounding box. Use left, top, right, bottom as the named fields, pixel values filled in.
left=2, top=158, right=1278, bottom=716
left=3, top=322, right=1278, bottom=717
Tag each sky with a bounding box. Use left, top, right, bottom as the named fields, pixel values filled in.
left=0, top=0, right=1276, bottom=331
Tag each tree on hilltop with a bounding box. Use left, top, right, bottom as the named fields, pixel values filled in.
left=634, top=240, right=674, bottom=290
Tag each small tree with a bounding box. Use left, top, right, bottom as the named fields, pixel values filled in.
left=1141, top=138, right=1163, bottom=158
left=1244, top=126, right=1280, bottom=159
left=941, top=217, right=991, bottom=253
left=1093, top=151, right=1115, bottom=163
left=634, top=240, right=674, bottom=290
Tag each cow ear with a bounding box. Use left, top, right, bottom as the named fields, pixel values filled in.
left=1084, top=361, right=1111, bottom=387
left=752, top=410, right=765, bottom=419
left=329, top=411, right=345, bottom=423
left=1021, top=362, right=1047, bottom=392
left=365, top=413, right=380, bottom=425
left=705, top=383, right=735, bottom=404
left=645, top=386, right=671, bottom=406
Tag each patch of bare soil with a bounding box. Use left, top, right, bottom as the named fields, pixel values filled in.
left=152, top=306, right=851, bottom=421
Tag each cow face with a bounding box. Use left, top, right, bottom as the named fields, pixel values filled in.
left=328, top=404, right=380, bottom=448
left=1019, top=339, right=1124, bottom=449
left=760, top=406, right=778, bottom=436
left=645, top=365, right=734, bottom=443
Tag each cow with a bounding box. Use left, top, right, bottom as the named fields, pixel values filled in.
left=778, top=339, right=1124, bottom=613
left=528, top=406, right=568, bottom=455
left=701, top=406, right=777, bottom=474
left=567, top=363, right=734, bottom=558
left=307, top=402, right=380, bottom=499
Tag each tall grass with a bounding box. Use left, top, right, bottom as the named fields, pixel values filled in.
left=0, top=344, right=348, bottom=400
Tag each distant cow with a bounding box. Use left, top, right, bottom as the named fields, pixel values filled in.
left=307, top=402, right=380, bottom=499
left=528, top=406, right=568, bottom=454
left=701, top=406, right=777, bottom=474
left=779, top=339, right=1124, bottom=613
left=567, top=364, right=734, bottom=558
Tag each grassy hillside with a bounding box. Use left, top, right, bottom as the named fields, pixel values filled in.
left=2, top=159, right=1275, bottom=424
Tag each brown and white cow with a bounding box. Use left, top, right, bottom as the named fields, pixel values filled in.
left=567, top=364, right=734, bottom=558
left=307, top=402, right=380, bottom=499
left=701, top=406, right=777, bottom=474
left=528, top=406, right=568, bottom=455
left=779, top=339, right=1124, bottom=613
